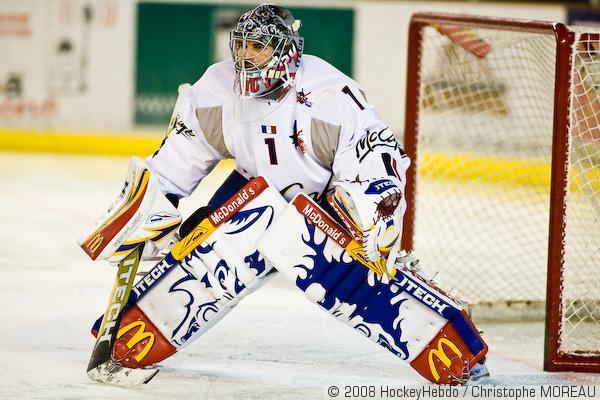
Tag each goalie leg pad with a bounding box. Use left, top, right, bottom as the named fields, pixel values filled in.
left=92, top=178, right=287, bottom=368
left=257, top=194, right=487, bottom=385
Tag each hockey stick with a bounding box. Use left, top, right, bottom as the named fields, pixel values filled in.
left=86, top=83, right=192, bottom=386
left=87, top=244, right=159, bottom=386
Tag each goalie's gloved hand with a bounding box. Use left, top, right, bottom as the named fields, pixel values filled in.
left=328, top=178, right=405, bottom=264
left=78, top=157, right=182, bottom=264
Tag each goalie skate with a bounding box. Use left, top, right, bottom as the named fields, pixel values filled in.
left=87, top=360, right=158, bottom=387
left=466, top=359, right=490, bottom=384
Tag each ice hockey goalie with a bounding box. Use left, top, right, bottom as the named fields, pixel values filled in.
left=77, top=3, right=488, bottom=387
left=80, top=161, right=488, bottom=386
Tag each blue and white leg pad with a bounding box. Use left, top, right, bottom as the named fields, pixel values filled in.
left=256, top=193, right=488, bottom=384
left=136, top=179, right=288, bottom=349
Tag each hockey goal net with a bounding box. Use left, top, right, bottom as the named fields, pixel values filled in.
left=402, top=13, right=599, bottom=372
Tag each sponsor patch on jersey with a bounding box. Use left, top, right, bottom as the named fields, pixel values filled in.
left=365, top=179, right=396, bottom=195
left=296, top=89, right=312, bottom=107
left=289, top=120, right=306, bottom=153
left=355, top=127, right=399, bottom=162
left=170, top=115, right=195, bottom=140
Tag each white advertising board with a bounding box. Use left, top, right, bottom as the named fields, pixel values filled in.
left=0, top=0, right=134, bottom=131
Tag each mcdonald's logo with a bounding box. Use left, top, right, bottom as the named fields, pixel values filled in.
left=86, top=233, right=104, bottom=253
left=117, top=321, right=155, bottom=362
left=428, top=338, right=463, bottom=382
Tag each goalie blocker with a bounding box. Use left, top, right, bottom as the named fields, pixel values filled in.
left=257, top=194, right=488, bottom=385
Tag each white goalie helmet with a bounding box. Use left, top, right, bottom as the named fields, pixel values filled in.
left=229, top=4, right=303, bottom=98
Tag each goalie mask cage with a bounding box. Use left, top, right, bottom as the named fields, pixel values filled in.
left=402, top=13, right=599, bottom=372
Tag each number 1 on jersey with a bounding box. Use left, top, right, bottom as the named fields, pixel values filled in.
left=264, top=137, right=278, bottom=165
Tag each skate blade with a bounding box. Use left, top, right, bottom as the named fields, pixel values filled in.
left=465, top=363, right=490, bottom=385
left=88, top=359, right=159, bottom=387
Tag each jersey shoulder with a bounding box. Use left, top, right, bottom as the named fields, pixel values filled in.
left=189, top=59, right=236, bottom=108
left=297, top=55, right=367, bottom=125
left=297, top=55, right=358, bottom=91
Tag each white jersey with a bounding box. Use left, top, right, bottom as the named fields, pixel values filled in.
left=146, top=55, right=410, bottom=202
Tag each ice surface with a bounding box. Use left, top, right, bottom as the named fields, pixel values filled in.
left=1, top=153, right=598, bottom=400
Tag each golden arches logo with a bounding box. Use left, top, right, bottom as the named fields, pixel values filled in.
left=117, top=321, right=155, bottom=362
left=428, top=338, right=463, bottom=382
left=86, top=234, right=104, bottom=253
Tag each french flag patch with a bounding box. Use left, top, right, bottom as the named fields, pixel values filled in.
left=261, top=125, right=277, bottom=134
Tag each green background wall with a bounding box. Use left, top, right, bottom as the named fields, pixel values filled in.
left=135, top=2, right=354, bottom=125
left=135, top=3, right=214, bottom=124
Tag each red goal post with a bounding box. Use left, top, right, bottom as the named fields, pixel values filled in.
left=402, top=13, right=600, bottom=373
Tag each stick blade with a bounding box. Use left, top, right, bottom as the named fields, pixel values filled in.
left=87, top=360, right=159, bottom=387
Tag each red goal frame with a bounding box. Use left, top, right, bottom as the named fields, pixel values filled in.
left=401, top=12, right=600, bottom=373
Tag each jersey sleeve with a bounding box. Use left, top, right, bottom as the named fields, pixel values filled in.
left=331, top=83, right=411, bottom=183
left=145, top=75, right=226, bottom=199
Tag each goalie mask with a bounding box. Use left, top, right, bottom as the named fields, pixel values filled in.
left=230, top=4, right=303, bottom=98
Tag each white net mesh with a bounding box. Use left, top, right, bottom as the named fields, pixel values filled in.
left=560, top=32, right=600, bottom=356
left=411, top=23, right=599, bottom=356
left=414, top=26, right=555, bottom=309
